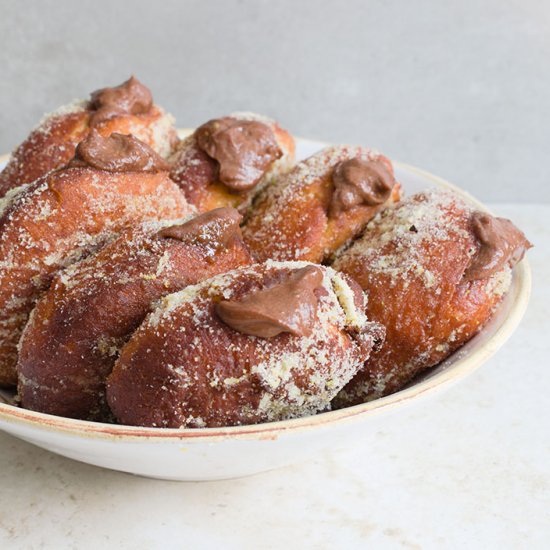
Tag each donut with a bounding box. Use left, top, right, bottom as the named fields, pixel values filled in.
left=106, top=261, right=385, bottom=428
left=0, top=131, right=193, bottom=386
left=17, top=208, right=251, bottom=420
left=332, top=189, right=532, bottom=405
left=0, top=76, right=177, bottom=197
left=241, top=145, right=401, bottom=263
left=168, top=112, right=295, bottom=213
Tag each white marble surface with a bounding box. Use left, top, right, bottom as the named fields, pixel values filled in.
left=0, top=204, right=547, bottom=549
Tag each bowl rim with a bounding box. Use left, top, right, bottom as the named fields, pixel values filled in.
left=0, top=141, right=532, bottom=442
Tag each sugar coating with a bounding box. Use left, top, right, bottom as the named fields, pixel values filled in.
left=53, top=216, right=193, bottom=294
left=0, top=173, right=186, bottom=271
left=0, top=183, right=32, bottom=220
left=122, top=261, right=380, bottom=427
left=333, top=189, right=514, bottom=402
left=333, top=189, right=472, bottom=289
left=37, top=99, right=88, bottom=129
left=0, top=166, right=191, bottom=383
left=37, top=98, right=176, bottom=158
left=258, top=145, right=383, bottom=204
left=168, top=112, right=294, bottom=208
left=242, top=145, right=387, bottom=261
left=331, top=271, right=369, bottom=328
left=0, top=101, right=88, bottom=194
left=0, top=96, right=178, bottom=209
left=127, top=107, right=177, bottom=159
left=334, top=188, right=511, bottom=298
left=17, top=209, right=250, bottom=420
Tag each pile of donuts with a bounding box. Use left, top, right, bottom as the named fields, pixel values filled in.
left=0, top=77, right=531, bottom=428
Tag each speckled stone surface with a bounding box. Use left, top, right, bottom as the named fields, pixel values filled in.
left=0, top=0, right=549, bottom=203
left=0, top=204, right=547, bottom=549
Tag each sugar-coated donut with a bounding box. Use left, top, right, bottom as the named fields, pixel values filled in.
left=0, top=132, right=193, bottom=386
left=17, top=208, right=251, bottom=420
left=0, top=73, right=534, bottom=429
left=0, top=76, right=177, bottom=197
left=107, top=261, right=385, bottom=428
left=332, top=189, right=531, bottom=405
left=169, top=112, right=295, bottom=213
left=242, top=145, right=401, bottom=263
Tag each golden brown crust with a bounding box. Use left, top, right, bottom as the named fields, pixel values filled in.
left=0, top=109, right=89, bottom=197
left=106, top=261, right=384, bottom=428
left=241, top=146, right=401, bottom=264
left=0, top=165, right=193, bottom=386
left=0, top=102, right=177, bottom=198
left=168, top=113, right=295, bottom=213
left=332, top=190, right=513, bottom=406
left=17, top=210, right=252, bottom=420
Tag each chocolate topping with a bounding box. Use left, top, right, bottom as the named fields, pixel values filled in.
left=195, top=117, right=282, bottom=191
left=464, top=211, right=532, bottom=280
left=216, top=265, right=324, bottom=338
left=89, top=76, right=153, bottom=126
left=329, top=158, right=395, bottom=217
left=158, top=207, right=243, bottom=250
left=71, top=130, right=170, bottom=173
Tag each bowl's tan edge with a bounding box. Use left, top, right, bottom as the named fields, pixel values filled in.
left=0, top=139, right=532, bottom=442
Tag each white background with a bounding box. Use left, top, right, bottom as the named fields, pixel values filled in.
left=0, top=0, right=548, bottom=202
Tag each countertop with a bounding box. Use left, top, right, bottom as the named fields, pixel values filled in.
left=0, top=204, right=548, bottom=550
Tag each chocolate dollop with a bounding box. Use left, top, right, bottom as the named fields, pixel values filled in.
left=89, top=76, right=153, bottom=126
left=464, top=211, right=532, bottom=281
left=216, top=265, right=324, bottom=338
left=329, top=158, right=395, bottom=217
left=195, top=117, right=282, bottom=191
left=158, top=207, right=243, bottom=250
left=71, top=130, right=170, bottom=173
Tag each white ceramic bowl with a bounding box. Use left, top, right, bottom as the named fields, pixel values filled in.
left=0, top=136, right=531, bottom=481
